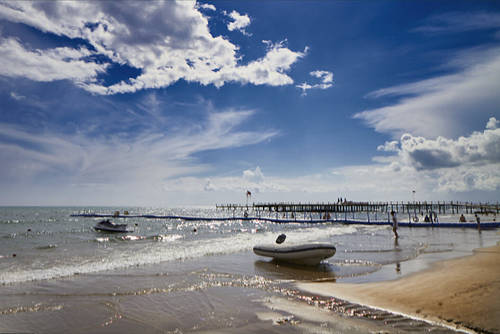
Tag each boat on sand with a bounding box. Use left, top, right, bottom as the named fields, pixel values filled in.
left=253, top=243, right=336, bottom=266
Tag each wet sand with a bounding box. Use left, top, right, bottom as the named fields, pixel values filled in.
left=299, top=243, right=500, bottom=333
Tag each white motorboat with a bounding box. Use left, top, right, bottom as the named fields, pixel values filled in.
left=94, top=219, right=131, bottom=233
left=253, top=243, right=336, bottom=266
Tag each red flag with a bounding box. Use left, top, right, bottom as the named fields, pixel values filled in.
left=246, top=190, right=252, bottom=197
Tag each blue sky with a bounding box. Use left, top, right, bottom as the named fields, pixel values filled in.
left=0, top=1, right=499, bottom=206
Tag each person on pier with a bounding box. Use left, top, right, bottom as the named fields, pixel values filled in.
left=390, top=211, right=399, bottom=239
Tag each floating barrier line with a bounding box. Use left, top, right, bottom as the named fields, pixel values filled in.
left=70, top=213, right=500, bottom=228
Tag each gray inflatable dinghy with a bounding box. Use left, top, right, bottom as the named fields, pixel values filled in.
left=253, top=243, right=336, bottom=265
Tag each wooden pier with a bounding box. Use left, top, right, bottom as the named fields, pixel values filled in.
left=216, top=201, right=500, bottom=215
left=71, top=200, right=500, bottom=228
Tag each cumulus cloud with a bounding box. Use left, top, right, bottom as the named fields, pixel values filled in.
left=368, top=118, right=500, bottom=193
left=198, top=3, right=216, bottom=11
left=377, top=140, right=399, bottom=152
left=225, top=10, right=251, bottom=35
left=310, top=70, right=333, bottom=84
left=357, top=47, right=500, bottom=139
left=374, top=118, right=500, bottom=170
left=0, top=1, right=305, bottom=94
left=296, top=70, right=333, bottom=95
left=486, top=117, right=499, bottom=130
left=243, top=166, right=264, bottom=183
left=398, top=122, right=500, bottom=171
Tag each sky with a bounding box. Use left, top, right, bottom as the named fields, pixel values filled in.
left=0, top=0, right=499, bottom=207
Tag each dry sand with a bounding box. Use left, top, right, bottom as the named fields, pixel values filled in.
left=299, top=243, right=500, bottom=333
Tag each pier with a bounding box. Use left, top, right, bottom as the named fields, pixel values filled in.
left=216, top=201, right=500, bottom=216
left=71, top=200, right=500, bottom=228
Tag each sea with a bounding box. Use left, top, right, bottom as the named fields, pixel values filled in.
left=1, top=207, right=499, bottom=333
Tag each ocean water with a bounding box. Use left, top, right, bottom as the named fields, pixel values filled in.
left=1, top=207, right=499, bottom=333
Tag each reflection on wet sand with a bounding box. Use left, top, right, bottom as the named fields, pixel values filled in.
left=254, top=260, right=337, bottom=282
left=394, top=238, right=401, bottom=274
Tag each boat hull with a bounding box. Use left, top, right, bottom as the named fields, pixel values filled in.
left=94, top=220, right=131, bottom=233
left=253, top=243, right=336, bottom=266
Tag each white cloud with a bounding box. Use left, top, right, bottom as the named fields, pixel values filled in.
left=397, top=129, right=500, bottom=171
left=310, top=70, right=333, bottom=84
left=10, top=91, right=25, bottom=101
left=369, top=119, right=500, bottom=193
left=225, top=10, right=251, bottom=35
left=296, top=70, right=333, bottom=95
left=377, top=140, right=399, bottom=152
left=0, top=37, right=107, bottom=83
left=242, top=166, right=264, bottom=183
left=198, top=3, right=216, bottom=11
left=403, top=119, right=500, bottom=168
left=374, top=118, right=500, bottom=169
left=0, top=1, right=305, bottom=94
left=486, top=117, right=499, bottom=130
left=357, top=47, right=500, bottom=139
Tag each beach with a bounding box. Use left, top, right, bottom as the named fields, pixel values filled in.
left=1, top=207, right=500, bottom=333
left=299, top=241, right=500, bottom=333
left=2, top=1, right=500, bottom=333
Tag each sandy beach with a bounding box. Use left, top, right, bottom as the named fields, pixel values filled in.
left=299, top=242, right=500, bottom=333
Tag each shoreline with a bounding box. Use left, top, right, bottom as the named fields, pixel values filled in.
left=298, top=241, right=500, bottom=333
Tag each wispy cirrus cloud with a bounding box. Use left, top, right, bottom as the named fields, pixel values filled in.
left=0, top=1, right=305, bottom=95
left=357, top=11, right=500, bottom=140
left=0, top=108, right=278, bottom=193
left=413, top=12, right=500, bottom=34
left=356, top=46, right=500, bottom=139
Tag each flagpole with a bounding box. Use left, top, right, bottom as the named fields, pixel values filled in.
left=246, top=190, right=251, bottom=208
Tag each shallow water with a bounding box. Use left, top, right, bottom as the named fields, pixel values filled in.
left=0, top=207, right=498, bottom=333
